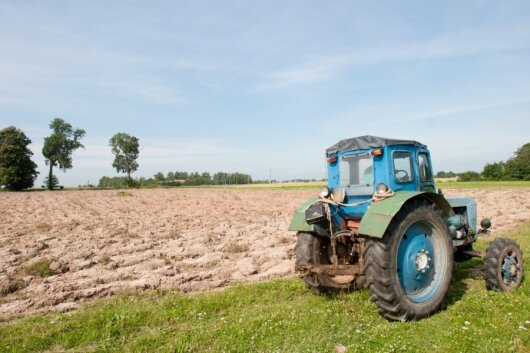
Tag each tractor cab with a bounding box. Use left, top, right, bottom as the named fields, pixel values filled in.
left=326, top=135, right=435, bottom=197
left=322, top=136, right=437, bottom=226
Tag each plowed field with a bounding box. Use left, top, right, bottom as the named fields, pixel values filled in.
left=1, top=188, right=529, bottom=317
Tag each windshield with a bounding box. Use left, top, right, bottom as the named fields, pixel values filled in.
left=340, top=153, right=373, bottom=187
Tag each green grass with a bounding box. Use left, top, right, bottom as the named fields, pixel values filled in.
left=181, top=181, right=326, bottom=190
left=19, top=258, right=55, bottom=278
left=437, top=180, right=530, bottom=189
left=115, top=191, right=133, bottom=197
left=1, top=224, right=530, bottom=352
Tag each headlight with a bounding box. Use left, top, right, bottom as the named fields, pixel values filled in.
left=376, top=183, right=389, bottom=194
left=320, top=186, right=331, bottom=198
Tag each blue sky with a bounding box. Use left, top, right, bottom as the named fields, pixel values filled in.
left=1, top=1, right=529, bottom=186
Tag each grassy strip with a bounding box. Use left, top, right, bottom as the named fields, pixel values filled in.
left=1, top=224, right=529, bottom=353
left=437, top=180, right=530, bottom=189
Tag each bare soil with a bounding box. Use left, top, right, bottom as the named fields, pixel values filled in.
left=1, top=188, right=529, bottom=317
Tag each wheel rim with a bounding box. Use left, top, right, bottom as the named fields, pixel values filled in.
left=501, top=251, right=521, bottom=287
left=396, top=222, right=447, bottom=304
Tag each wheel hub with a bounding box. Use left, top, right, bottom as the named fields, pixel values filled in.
left=502, top=254, right=519, bottom=282
left=415, top=249, right=432, bottom=273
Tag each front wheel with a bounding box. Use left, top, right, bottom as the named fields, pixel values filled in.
left=363, top=200, right=453, bottom=321
left=484, top=238, right=524, bottom=292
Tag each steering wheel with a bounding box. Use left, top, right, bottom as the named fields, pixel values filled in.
left=395, top=169, right=410, bottom=182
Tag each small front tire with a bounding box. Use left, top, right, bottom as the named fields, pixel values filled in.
left=484, top=238, right=524, bottom=292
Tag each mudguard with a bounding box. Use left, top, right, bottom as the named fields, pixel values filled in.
left=288, top=196, right=319, bottom=232
left=358, top=191, right=454, bottom=238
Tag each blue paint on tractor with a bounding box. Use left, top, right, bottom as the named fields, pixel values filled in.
left=446, top=196, right=478, bottom=233
left=396, top=222, right=447, bottom=304
left=502, top=255, right=518, bottom=283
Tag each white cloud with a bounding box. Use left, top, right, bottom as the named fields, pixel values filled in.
left=256, top=24, right=530, bottom=89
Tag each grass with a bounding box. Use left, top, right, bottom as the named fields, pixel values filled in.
left=115, top=191, right=133, bottom=197
left=1, top=259, right=55, bottom=297
left=183, top=181, right=326, bottom=190
left=436, top=180, right=530, bottom=189
left=19, top=258, right=55, bottom=278
left=1, top=224, right=529, bottom=352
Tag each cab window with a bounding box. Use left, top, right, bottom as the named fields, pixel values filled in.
left=418, top=153, right=432, bottom=181
left=393, top=151, right=413, bottom=183
left=340, top=154, right=373, bottom=186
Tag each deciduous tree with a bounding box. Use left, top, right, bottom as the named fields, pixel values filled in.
left=0, top=126, right=39, bottom=190
left=504, top=143, right=530, bottom=180
left=109, top=132, right=140, bottom=181
left=481, top=162, right=505, bottom=181
left=42, top=118, right=85, bottom=190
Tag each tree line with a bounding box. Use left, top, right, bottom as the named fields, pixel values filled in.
left=1, top=117, right=254, bottom=190
left=98, top=171, right=252, bottom=188
left=435, top=143, right=530, bottom=181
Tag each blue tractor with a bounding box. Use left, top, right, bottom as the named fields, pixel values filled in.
left=289, top=136, right=524, bottom=321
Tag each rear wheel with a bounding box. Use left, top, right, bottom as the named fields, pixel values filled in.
left=295, top=232, right=360, bottom=294
left=484, top=238, right=524, bottom=292
left=363, top=200, right=453, bottom=321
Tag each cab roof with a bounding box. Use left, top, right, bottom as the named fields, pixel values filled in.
left=326, top=135, right=426, bottom=156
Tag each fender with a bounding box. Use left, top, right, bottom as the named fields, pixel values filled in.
left=358, top=191, right=454, bottom=238
left=288, top=196, right=319, bottom=232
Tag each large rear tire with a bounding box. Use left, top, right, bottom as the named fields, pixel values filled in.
left=295, top=232, right=359, bottom=294
left=363, top=199, right=453, bottom=321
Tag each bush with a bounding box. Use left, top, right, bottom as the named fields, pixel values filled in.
left=458, top=171, right=481, bottom=182
left=43, top=175, right=60, bottom=189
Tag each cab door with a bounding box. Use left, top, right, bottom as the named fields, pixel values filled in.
left=417, top=150, right=435, bottom=192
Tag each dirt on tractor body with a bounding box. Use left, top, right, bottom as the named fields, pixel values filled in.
left=1, top=188, right=529, bottom=317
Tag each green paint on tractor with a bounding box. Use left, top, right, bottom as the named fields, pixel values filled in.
left=288, top=196, right=318, bottom=232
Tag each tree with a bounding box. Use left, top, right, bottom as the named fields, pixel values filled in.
left=0, top=126, right=39, bottom=190
left=154, top=171, right=165, bottom=182
left=481, top=162, right=505, bottom=180
left=109, top=133, right=140, bottom=181
left=42, top=118, right=85, bottom=190
left=504, top=143, right=530, bottom=180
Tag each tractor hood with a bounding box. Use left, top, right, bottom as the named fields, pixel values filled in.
left=326, top=135, right=426, bottom=156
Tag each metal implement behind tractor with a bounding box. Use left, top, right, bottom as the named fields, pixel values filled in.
left=289, top=135, right=524, bottom=321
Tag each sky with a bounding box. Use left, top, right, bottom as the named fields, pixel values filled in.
left=1, top=1, right=529, bottom=186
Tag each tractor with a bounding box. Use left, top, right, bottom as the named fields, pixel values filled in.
left=289, top=135, right=524, bottom=321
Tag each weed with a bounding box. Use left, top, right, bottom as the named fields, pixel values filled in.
left=20, top=258, right=55, bottom=278
left=116, top=191, right=133, bottom=197
left=98, top=255, right=112, bottom=265
left=0, top=278, right=26, bottom=296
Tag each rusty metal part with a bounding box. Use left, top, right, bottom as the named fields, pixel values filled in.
left=330, top=237, right=339, bottom=266
left=462, top=250, right=482, bottom=258
left=295, top=264, right=361, bottom=276
left=347, top=219, right=361, bottom=232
